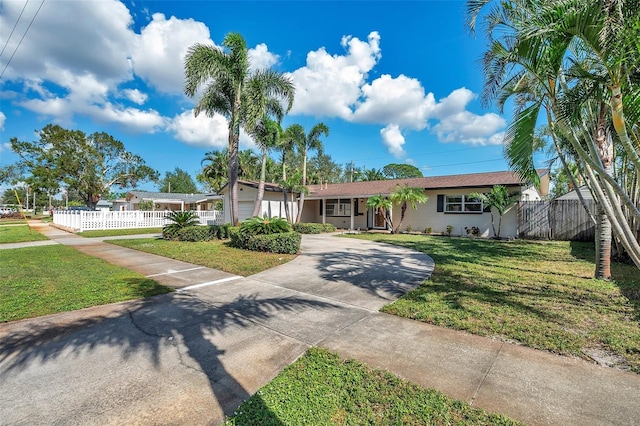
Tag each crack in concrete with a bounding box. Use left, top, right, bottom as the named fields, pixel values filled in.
left=469, top=341, right=505, bottom=406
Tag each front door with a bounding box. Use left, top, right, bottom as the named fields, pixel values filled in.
left=368, top=207, right=387, bottom=229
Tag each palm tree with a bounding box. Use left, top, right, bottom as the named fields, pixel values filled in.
left=469, top=185, right=519, bottom=239
left=200, top=149, right=229, bottom=192
left=389, top=185, right=428, bottom=234
left=249, top=116, right=282, bottom=217
left=184, top=32, right=295, bottom=225
left=295, top=123, right=329, bottom=223
left=279, top=171, right=307, bottom=223
left=466, top=0, right=640, bottom=271
left=366, top=195, right=394, bottom=232
left=278, top=124, right=305, bottom=181
left=360, top=168, right=386, bottom=181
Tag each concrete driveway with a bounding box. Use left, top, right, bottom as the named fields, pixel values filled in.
left=0, top=231, right=434, bottom=425
left=2, top=226, right=640, bottom=425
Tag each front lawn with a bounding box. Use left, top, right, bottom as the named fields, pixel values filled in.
left=0, top=245, right=172, bottom=322
left=225, top=348, right=519, bottom=425
left=108, top=238, right=296, bottom=276
left=346, top=234, right=640, bottom=373
left=0, top=225, right=49, bottom=244
left=77, top=227, right=163, bottom=238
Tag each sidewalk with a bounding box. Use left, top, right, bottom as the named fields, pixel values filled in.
left=1, top=222, right=639, bottom=425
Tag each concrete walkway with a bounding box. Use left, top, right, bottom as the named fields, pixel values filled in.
left=1, top=223, right=639, bottom=425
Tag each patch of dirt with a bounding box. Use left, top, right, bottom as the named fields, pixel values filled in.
left=583, top=347, right=630, bottom=371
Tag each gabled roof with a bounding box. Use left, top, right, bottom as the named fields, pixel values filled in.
left=127, top=191, right=221, bottom=203
left=306, top=169, right=548, bottom=199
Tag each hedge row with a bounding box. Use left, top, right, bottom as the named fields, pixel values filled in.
left=230, top=231, right=301, bottom=254
left=162, top=224, right=236, bottom=242
left=292, top=222, right=337, bottom=234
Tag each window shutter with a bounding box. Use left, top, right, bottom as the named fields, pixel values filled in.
left=319, top=200, right=323, bottom=215
left=354, top=198, right=359, bottom=215
left=437, top=194, right=444, bottom=212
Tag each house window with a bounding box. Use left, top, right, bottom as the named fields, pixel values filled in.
left=325, top=199, right=352, bottom=216
left=445, top=195, right=482, bottom=213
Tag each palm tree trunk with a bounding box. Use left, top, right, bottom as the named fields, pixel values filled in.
left=296, top=151, right=307, bottom=223
left=283, top=188, right=291, bottom=223
left=229, top=96, right=242, bottom=226
left=252, top=150, right=267, bottom=217
left=594, top=107, right=612, bottom=279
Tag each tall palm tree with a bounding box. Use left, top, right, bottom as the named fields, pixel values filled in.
left=295, top=123, right=329, bottom=223
left=360, top=168, right=386, bottom=181
left=466, top=0, right=640, bottom=271
left=389, top=185, right=428, bottom=234
left=248, top=116, right=282, bottom=217
left=278, top=124, right=305, bottom=181
left=184, top=32, right=295, bottom=225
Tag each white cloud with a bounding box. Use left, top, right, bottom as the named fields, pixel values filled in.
left=122, top=89, right=148, bottom=105
left=131, top=13, right=213, bottom=94
left=289, top=31, right=381, bottom=118
left=0, top=112, right=5, bottom=130
left=169, top=110, right=255, bottom=149
left=352, top=74, right=435, bottom=129
left=380, top=124, right=406, bottom=158
left=248, top=43, right=279, bottom=71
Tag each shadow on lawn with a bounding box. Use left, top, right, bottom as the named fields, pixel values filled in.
left=0, top=290, right=336, bottom=423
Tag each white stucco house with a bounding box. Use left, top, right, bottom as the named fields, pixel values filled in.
left=112, top=191, right=222, bottom=211
left=220, top=170, right=550, bottom=238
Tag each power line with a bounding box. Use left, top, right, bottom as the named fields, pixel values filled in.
left=0, top=0, right=29, bottom=59
left=0, top=0, right=45, bottom=80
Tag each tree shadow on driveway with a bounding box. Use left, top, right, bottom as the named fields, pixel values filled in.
left=0, top=289, right=337, bottom=423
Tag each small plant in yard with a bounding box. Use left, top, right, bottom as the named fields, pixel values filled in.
left=405, top=225, right=413, bottom=233
left=465, top=226, right=480, bottom=237
left=162, top=211, right=200, bottom=240
left=239, top=214, right=291, bottom=236
left=446, top=225, right=453, bottom=236
left=423, top=226, right=433, bottom=234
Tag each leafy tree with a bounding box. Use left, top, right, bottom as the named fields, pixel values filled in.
left=184, top=32, right=295, bottom=225
left=8, top=124, right=158, bottom=209
left=158, top=167, right=198, bottom=194
left=365, top=195, right=394, bottom=232
left=382, top=163, right=423, bottom=179
left=200, top=149, right=229, bottom=192
left=294, top=122, right=329, bottom=223
left=389, top=185, right=428, bottom=234
left=470, top=185, right=519, bottom=239
left=306, top=153, right=343, bottom=184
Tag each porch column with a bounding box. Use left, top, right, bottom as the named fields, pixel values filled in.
left=322, top=198, right=326, bottom=224
left=181, top=201, right=184, bottom=212
left=350, top=198, right=354, bottom=231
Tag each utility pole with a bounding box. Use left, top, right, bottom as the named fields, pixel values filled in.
left=348, top=161, right=355, bottom=183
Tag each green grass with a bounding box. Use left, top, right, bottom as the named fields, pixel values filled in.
left=77, top=227, right=163, bottom=238
left=108, top=238, right=296, bottom=276
left=0, top=245, right=172, bottom=322
left=345, top=234, right=640, bottom=373
left=225, top=347, right=520, bottom=425
left=0, top=224, right=49, bottom=243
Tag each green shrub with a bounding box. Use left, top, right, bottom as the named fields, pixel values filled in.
left=163, top=211, right=200, bottom=239
left=241, top=231, right=301, bottom=254
left=292, top=222, right=323, bottom=234
left=239, top=215, right=292, bottom=236
left=321, top=223, right=337, bottom=232
left=423, top=226, right=433, bottom=234
left=176, top=226, right=215, bottom=242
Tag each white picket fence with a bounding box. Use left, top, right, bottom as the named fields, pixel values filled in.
left=53, top=210, right=224, bottom=232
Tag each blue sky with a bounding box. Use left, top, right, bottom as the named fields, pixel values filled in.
left=0, top=0, right=549, bottom=191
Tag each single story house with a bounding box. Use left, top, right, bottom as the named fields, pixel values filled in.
left=219, top=181, right=298, bottom=224
left=555, top=185, right=593, bottom=200
left=112, top=191, right=222, bottom=211
left=221, top=170, right=550, bottom=238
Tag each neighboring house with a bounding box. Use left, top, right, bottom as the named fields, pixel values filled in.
left=113, top=191, right=222, bottom=211
left=95, top=199, right=113, bottom=211
left=218, top=180, right=298, bottom=224
left=554, top=185, right=593, bottom=201
left=221, top=170, right=549, bottom=238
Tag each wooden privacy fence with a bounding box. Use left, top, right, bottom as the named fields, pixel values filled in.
left=53, top=210, right=224, bottom=232
left=518, top=200, right=596, bottom=241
